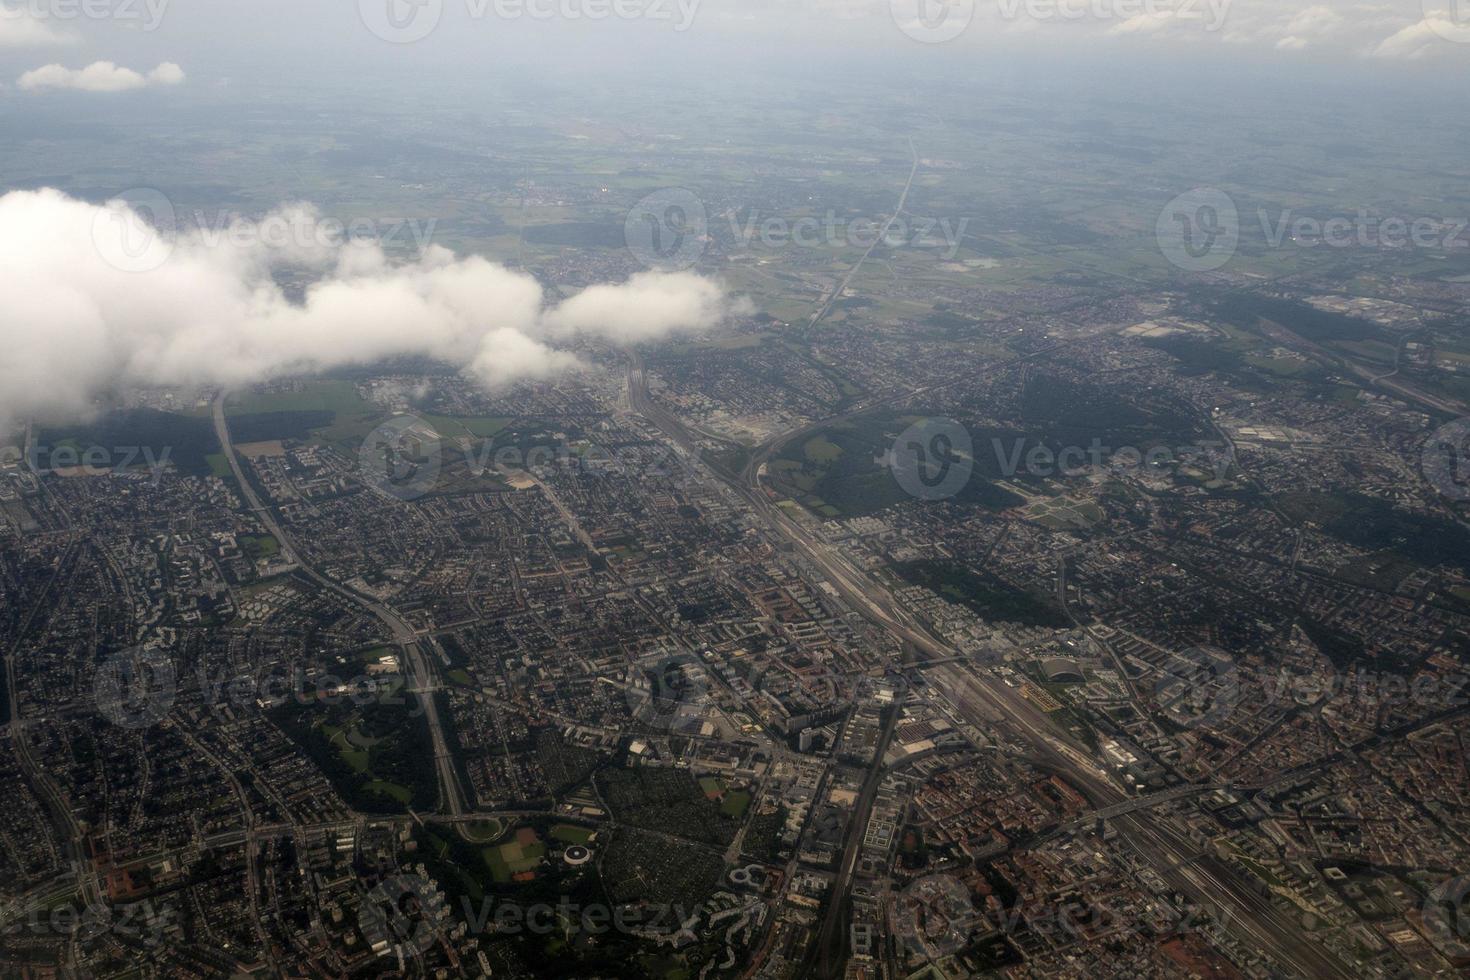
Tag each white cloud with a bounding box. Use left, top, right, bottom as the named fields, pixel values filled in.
left=18, top=61, right=186, bottom=93
left=545, top=272, right=754, bottom=342
left=1284, top=4, right=1342, bottom=35
left=0, top=189, right=742, bottom=430
left=148, top=61, right=186, bottom=85
left=1277, top=34, right=1309, bottom=48
left=1372, top=11, right=1470, bottom=57
left=0, top=8, right=73, bottom=47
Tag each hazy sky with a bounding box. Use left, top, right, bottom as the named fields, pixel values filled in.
left=0, top=0, right=1465, bottom=429
left=1, top=0, right=1467, bottom=94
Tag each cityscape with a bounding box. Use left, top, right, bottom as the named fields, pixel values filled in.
left=1, top=1, right=1470, bottom=978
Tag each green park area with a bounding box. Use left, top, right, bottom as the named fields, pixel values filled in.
left=483, top=826, right=547, bottom=883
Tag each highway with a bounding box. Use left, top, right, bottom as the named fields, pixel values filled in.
left=806, top=138, right=920, bottom=330
left=212, top=394, right=468, bottom=816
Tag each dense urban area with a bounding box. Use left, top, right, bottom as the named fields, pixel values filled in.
left=2, top=10, right=1470, bottom=978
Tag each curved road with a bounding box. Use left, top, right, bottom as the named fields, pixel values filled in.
left=212, top=394, right=467, bottom=816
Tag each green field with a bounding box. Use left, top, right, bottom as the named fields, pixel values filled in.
left=550, top=824, right=595, bottom=845
left=425, top=415, right=513, bottom=440
left=483, top=828, right=547, bottom=882
left=227, top=380, right=385, bottom=446
left=239, top=534, right=280, bottom=559
left=720, top=790, right=752, bottom=819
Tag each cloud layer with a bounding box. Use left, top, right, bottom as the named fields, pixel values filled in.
left=18, top=61, right=185, bottom=92
left=0, top=189, right=741, bottom=430
left=0, top=9, right=72, bottom=47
